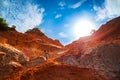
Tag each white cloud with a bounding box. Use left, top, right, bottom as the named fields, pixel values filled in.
left=58, top=1, right=66, bottom=7
left=55, top=14, right=62, bottom=19
left=93, top=6, right=107, bottom=21
left=16, top=4, right=44, bottom=32
left=59, top=32, right=67, bottom=38
left=94, top=0, right=120, bottom=21
left=58, top=1, right=66, bottom=10
left=69, top=0, right=86, bottom=9
left=0, top=0, right=44, bottom=32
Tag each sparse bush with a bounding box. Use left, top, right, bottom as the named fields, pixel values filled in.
left=11, top=25, right=16, bottom=29
left=0, top=18, right=17, bottom=31
left=9, top=25, right=16, bottom=31
left=0, top=18, right=9, bottom=31
left=32, top=27, right=41, bottom=31
left=26, top=27, right=41, bottom=33
left=25, top=29, right=32, bottom=33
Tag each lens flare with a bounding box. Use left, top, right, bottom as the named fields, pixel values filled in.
left=73, top=19, right=95, bottom=39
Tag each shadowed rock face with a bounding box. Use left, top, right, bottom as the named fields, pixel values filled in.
left=0, top=44, right=28, bottom=66
left=0, top=43, right=28, bottom=75
left=28, top=56, right=46, bottom=67
left=78, top=43, right=120, bottom=80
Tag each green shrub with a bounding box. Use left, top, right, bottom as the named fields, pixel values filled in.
left=26, top=27, right=41, bottom=33
left=0, top=18, right=9, bottom=31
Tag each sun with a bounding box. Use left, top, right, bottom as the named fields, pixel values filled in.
left=73, top=19, right=95, bottom=39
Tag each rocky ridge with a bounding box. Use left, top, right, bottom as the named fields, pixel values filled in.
left=56, top=16, right=120, bottom=80
left=0, top=28, right=63, bottom=60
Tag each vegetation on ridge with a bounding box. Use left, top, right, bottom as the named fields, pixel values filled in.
left=0, top=18, right=16, bottom=31
left=25, top=27, right=41, bottom=33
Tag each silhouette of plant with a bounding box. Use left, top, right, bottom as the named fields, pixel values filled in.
left=91, top=29, right=96, bottom=34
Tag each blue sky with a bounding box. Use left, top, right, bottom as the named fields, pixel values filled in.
left=0, top=0, right=120, bottom=45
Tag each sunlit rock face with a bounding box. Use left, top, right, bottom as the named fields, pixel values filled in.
left=0, top=28, right=63, bottom=60
left=63, top=16, right=120, bottom=57
left=92, top=16, right=120, bottom=41
left=12, top=62, right=107, bottom=80
left=0, top=23, right=65, bottom=79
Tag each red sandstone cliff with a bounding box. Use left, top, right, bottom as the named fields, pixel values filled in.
left=0, top=28, right=63, bottom=60
left=56, top=16, right=120, bottom=80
